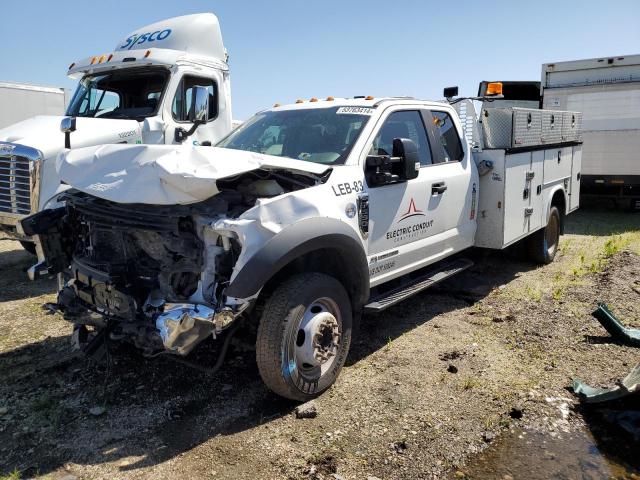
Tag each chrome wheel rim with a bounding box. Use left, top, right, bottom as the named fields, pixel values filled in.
left=292, top=297, right=342, bottom=378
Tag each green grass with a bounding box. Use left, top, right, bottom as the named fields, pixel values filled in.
left=0, top=469, right=21, bottom=480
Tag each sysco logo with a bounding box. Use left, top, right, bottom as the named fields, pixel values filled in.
left=119, top=29, right=172, bottom=50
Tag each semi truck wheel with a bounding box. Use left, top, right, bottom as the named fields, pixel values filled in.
left=528, top=206, right=561, bottom=265
left=19, top=241, right=36, bottom=256
left=256, top=272, right=352, bottom=401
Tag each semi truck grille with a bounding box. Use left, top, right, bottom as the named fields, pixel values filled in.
left=0, top=154, right=32, bottom=215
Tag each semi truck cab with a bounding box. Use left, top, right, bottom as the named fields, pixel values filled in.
left=0, top=13, right=232, bottom=251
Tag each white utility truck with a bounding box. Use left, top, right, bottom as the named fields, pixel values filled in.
left=0, top=82, right=68, bottom=129
left=0, top=13, right=233, bottom=253
left=22, top=85, right=582, bottom=401
left=541, top=54, right=640, bottom=209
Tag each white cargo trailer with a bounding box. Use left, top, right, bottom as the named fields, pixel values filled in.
left=541, top=54, right=640, bottom=208
left=0, top=82, right=67, bottom=129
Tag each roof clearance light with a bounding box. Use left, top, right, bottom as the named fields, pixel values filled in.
left=365, top=95, right=374, bottom=100
left=144, top=50, right=151, bottom=58
left=309, top=97, right=318, bottom=102
left=90, top=57, right=97, bottom=65
left=486, top=82, right=503, bottom=96
left=273, top=103, right=281, bottom=107
left=295, top=99, right=304, bottom=104
left=68, top=62, right=75, bottom=70
left=326, top=96, right=334, bottom=101
left=98, top=55, right=107, bottom=64
left=107, top=54, right=113, bottom=62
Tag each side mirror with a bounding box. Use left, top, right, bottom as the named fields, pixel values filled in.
left=365, top=138, right=420, bottom=186
left=393, top=138, right=420, bottom=180
left=189, top=86, right=209, bottom=124
left=60, top=117, right=76, bottom=149
left=176, top=86, right=210, bottom=143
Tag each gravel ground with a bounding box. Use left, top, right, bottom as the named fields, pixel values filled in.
left=0, top=207, right=639, bottom=480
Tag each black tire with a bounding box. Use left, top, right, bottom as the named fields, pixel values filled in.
left=256, top=272, right=352, bottom=401
left=19, top=241, right=36, bottom=256
left=528, top=206, right=561, bottom=264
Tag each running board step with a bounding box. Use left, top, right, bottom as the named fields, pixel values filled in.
left=364, top=258, right=474, bottom=313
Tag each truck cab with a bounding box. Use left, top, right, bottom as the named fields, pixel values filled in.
left=0, top=13, right=232, bottom=251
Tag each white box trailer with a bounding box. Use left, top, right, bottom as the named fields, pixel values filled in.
left=0, top=82, right=67, bottom=129
left=541, top=54, right=640, bottom=208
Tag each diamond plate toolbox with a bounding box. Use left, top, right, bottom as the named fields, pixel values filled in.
left=481, top=107, right=543, bottom=148
left=561, top=111, right=582, bottom=142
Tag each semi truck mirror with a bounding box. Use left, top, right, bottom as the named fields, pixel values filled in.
left=60, top=117, right=76, bottom=149
left=392, top=138, right=420, bottom=180
left=175, top=86, right=210, bottom=143
left=189, top=86, right=210, bottom=124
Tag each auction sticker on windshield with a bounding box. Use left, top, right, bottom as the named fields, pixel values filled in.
left=336, top=107, right=374, bottom=115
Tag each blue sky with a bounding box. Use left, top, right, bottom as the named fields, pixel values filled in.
left=2, top=0, right=639, bottom=120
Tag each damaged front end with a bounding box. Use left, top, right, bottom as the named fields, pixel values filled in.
left=22, top=188, right=253, bottom=357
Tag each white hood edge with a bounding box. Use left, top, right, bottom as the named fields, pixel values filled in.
left=57, top=144, right=331, bottom=205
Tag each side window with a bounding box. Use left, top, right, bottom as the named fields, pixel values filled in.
left=371, top=111, right=432, bottom=166
left=172, top=76, right=218, bottom=122
left=431, top=111, right=464, bottom=162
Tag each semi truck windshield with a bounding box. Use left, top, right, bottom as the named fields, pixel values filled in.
left=217, top=106, right=372, bottom=165
left=66, top=68, right=169, bottom=120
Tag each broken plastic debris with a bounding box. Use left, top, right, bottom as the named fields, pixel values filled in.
left=572, top=363, right=640, bottom=404
left=592, top=302, right=640, bottom=347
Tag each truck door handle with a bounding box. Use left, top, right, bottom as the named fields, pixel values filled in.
left=432, top=182, right=447, bottom=195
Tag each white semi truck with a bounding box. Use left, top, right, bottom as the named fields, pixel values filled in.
left=0, top=82, right=68, bottom=129
left=0, top=13, right=233, bottom=253
left=22, top=85, right=582, bottom=401
left=541, top=54, right=640, bottom=209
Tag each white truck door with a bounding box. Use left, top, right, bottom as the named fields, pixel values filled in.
left=365, top=109, right=438, bottom=264
left=365, top=108, right=473, bottom=284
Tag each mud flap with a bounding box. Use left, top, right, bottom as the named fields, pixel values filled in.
left=19, top=207, right=70, bottom=276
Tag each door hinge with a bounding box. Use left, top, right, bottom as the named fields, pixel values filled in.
left=357, top=193, right=369, bottom=237
left=524, top=207, right=534, bottom=216
left=525, top=171, right=535, bottom=181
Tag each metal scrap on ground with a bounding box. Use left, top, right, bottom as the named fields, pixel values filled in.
left=592, top=302, right=640, bottom=347
left=572, top=303, right=640, bottom=403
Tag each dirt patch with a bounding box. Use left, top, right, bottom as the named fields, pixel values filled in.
left=0, top=208, right=639, bottom=479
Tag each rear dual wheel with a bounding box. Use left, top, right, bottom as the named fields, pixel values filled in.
left=256, top=273, right=352, bottom=401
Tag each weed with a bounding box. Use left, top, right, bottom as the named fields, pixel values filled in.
left=0, top=470, right=21, bottom=480
left=552, top=287, right=564, bottom=301
left=461, top=377, right=480, bottom=390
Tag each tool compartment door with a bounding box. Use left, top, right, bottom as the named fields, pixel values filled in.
left=530, top=150, right=545, bottom=231
left=543, top=147, right=573, bottom=185
left=503, top=151, right=533, bottom=244
left=569, top=145, right=582, bottom=211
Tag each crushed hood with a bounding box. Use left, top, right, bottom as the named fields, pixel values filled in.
left=57, top=144, right=330, bottom=205
left=0, top=115, right=142, bottom=160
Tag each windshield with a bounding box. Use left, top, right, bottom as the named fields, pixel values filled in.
left=217, top=106, right=372, bottom=165
left=66, top=67, right=169, bottom=120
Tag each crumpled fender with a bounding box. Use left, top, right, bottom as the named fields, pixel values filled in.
left=224, top=217, right=369, bottom=306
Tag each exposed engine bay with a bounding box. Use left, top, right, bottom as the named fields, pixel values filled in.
left=23, top=167, right=322, bottom=356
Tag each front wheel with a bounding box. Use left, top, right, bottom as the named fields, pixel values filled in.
left=256, top=273, right=352, bottom=401
left=528, top=206, right=561, bottom=264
